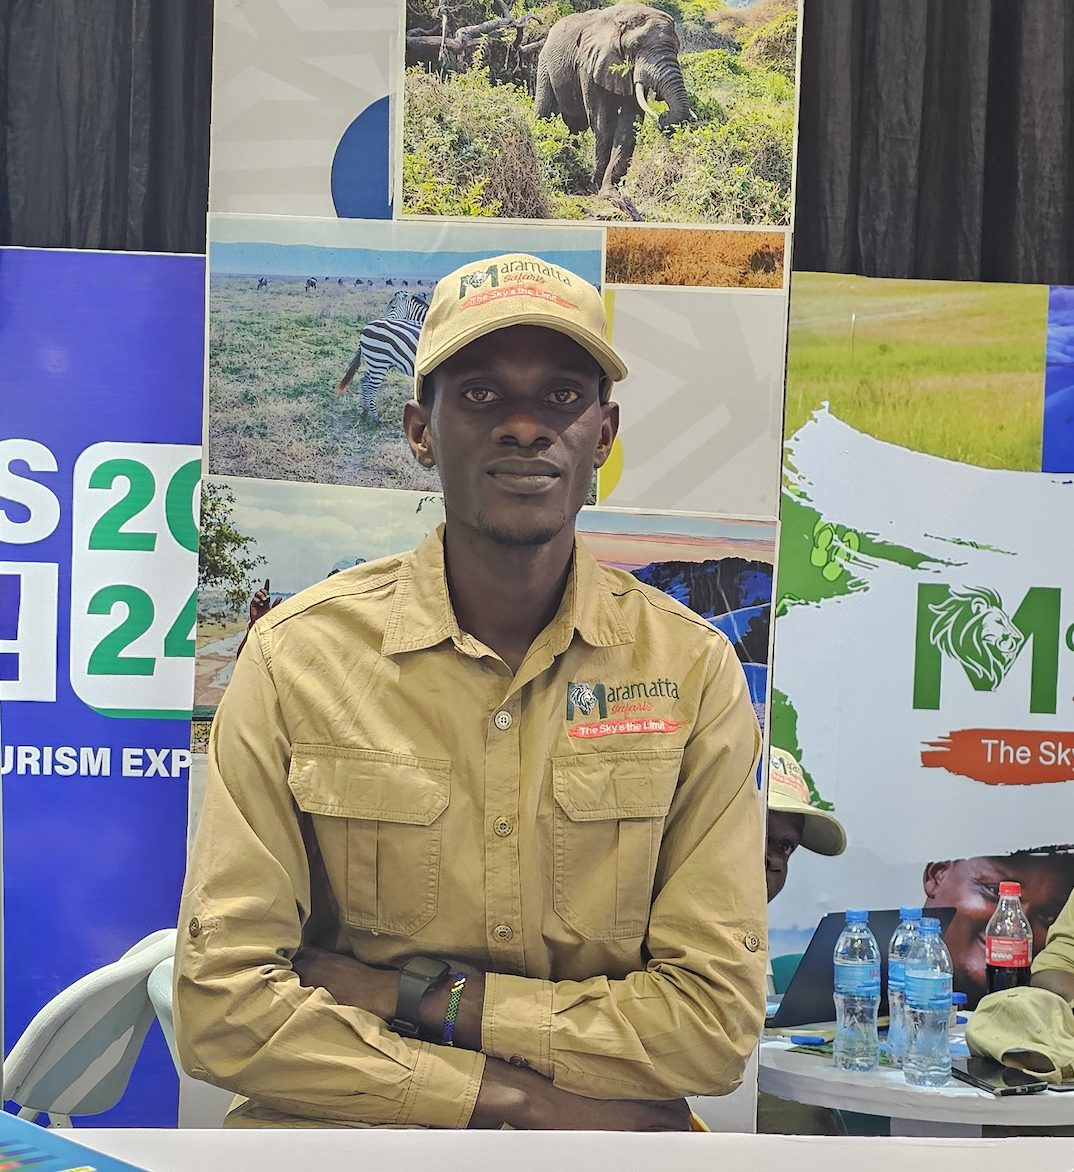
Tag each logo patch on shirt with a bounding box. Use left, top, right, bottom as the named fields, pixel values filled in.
left=566, top=679, right=682, bottom=737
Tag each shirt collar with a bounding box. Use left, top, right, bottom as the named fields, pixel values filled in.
left=381, top=524, right=633, bottom=658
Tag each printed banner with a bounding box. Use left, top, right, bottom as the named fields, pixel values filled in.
left=769, top=273, right=1074, bottom=1008
left=0, top=248, right=205, bottom=1124
left=209, top=0, right=395, bottom=219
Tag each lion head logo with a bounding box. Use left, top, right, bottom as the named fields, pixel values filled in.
left=567, top=681, right=599, bottom=716
left=928, top=587, right=1025, bottom=690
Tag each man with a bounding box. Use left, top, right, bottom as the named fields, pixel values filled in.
left=765, top=746, right=846, bottom=904
left=175, top=253, right=767, bottom=1130
left=1032, top=882, right=1074, bottom=1001
left=923, top=847, right=1074, bottom=1006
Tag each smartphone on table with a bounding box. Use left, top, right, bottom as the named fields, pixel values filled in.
left=951, top=1056, right=1047, bottom=1096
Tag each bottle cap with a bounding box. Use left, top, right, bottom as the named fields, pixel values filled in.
left=999, top=882, right=1021, bottom=897
left=845, top=909, right=868, bottom=923
left=920, top=917, right=941, bottom=934
left=952, top=992, right=968, bottom=1006
left=899, top=906, right=922, bottom=921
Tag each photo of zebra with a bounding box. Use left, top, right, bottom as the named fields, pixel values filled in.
left=336, top=291, right=429, bottom=423
left=207, top=222, right=602, bottom=491
left=209, top=275, right=444, bottom=491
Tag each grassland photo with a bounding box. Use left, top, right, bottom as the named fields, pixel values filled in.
left=207, top=221, right=602, bottom=487
left=606, top=225, right=784, bottom=285
left=786, top=273, right=1049, bottom=470
left=403, top=0, right=797, bottom=224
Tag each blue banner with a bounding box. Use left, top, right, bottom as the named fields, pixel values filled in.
left=0, top=248, right=204, bottom=1125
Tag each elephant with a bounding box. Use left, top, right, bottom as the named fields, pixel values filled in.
left=534, top=3, right=692, bottom=201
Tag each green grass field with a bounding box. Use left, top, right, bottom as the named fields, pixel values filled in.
left=209, top=277, right=440, bottom=490
left=785, top=273, right=1049, bottom=470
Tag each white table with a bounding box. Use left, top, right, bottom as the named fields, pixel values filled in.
left=759, top=1037, right=1074, bottom=1137
left=72, top=1128, right=1074, bottom=1172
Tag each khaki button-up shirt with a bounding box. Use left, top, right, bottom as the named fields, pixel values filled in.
left=1034, top=889, right=1074, bottom=978
left=175, top=526, right=766, bottom=1128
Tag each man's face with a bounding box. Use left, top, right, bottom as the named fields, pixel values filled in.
left=766, top=810, right=805, bottom=903
left=407, top=325, right=617, bottom=547
left=923, top=855, right=1074, bottom=1005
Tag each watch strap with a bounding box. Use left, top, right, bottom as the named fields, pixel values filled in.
left=390, top=958, right=450, bottom=1038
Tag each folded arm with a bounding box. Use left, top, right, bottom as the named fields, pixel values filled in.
left=296, top=636, right=767, bottom=1102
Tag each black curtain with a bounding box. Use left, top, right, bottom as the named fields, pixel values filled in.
left=0, top=0, right=213, bottom=253
left=793, top=0, right=1074, bottom=284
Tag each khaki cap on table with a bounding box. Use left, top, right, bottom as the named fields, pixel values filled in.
left=413, top=253, right=628, bottom=402
left=967, top=986, right=1074, bottom=1082
left=768, top=746, right=847, bottom=857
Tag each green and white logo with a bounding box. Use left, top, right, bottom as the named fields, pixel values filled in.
left=913, top=583, right=1061, bottom=714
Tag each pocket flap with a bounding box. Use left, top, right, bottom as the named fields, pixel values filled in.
left=288, top=744, right=450, bottom=825
left=552, top=749, right=682, bottom=821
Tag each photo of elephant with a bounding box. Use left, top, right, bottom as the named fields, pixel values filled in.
left=402, top=0, right=798, bottom=224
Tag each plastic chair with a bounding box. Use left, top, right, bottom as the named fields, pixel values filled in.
left=4, top=928, right=177, bottom=1126
left=771, top=951, right=804, bottom=995
left=147, top=955, right=179, bottom=1074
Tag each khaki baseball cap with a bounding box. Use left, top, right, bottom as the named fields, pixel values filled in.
left=768, top=746, right=847, bottom=857
left=413, top=253, right=628, bottom=402
left=967, top=986, right=1074, bottom=1081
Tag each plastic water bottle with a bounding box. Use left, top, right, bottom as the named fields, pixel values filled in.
left=833, top=909, right=881, bottom=1072
left=903, top=917, right=953, bottom=1087
left=886, top=906, right=921, bottom=1067
left=986, top=881, right=1032, bottom=993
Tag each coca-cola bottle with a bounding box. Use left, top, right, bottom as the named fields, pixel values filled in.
left=985, top=881, right=1032, bottom=994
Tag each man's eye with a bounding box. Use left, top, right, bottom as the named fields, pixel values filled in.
left=463, top=387, right=498, bottom=402
left=981, top=884, right=1001, bottom=901
left=548, top=388, right=581, bottom=404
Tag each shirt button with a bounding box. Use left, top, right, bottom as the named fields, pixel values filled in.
left=188, top=916, right=202, bottom=939
left=493, top=923, right=514, bottom=942
left=744, top=932, right=760, bottom=953
left=494, top=710, right=513, bottom=730
left=508, top=1055, right=530, bottom=1068
left=494, top=817, right=513, bottom=837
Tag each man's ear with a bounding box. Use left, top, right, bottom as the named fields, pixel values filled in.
left=403, top=399, right=436, bottom=468
left=923, top=860, right=950, bottom=900
left=593, top=400, right=619, bottom=469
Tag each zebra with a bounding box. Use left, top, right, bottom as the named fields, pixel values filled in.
left=336, top=292, right=429, bottom=423
left=305, top=277, right=317, bottom=292
left=257, top=276, right=268, bottom=290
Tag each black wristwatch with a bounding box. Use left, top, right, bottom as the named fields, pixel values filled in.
left=390, top=956, right=451, bottom=1039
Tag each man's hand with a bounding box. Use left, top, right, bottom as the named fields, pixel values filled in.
left=292, top=946, right=486, bottom=1049
left=249, top=579, right=282, bottom=627
left=292, top=947, right=399, bottom=1023
left=1031, top=968, right=1074, bottom=1003
left=291, top=947, right=691, bottom=1131
left=469, top=1058, right=691, bottom=1131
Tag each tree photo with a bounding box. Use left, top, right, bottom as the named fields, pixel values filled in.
left=403, top=0, right=798, bottom=224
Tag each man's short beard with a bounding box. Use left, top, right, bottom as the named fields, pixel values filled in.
left=473, top=507, right=569, bottom=548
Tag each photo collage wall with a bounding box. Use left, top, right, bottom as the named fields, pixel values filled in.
left=197, top=0, right=802, bottom=762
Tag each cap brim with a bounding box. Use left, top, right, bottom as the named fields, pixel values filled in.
left=768, top=795, right=847, bottom=856
left=415, top=312, right=628, bottom=400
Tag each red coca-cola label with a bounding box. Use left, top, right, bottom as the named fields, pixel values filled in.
left=986, top=936, right=1030, bottom=966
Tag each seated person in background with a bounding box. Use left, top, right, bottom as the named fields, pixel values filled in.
left=1032, top=884, right=1074, bottom=1002
left=765, top=746, right=846, bottom=904
left=175, top=254, right=768, bottom=1130
left=923, top=846, right=1074, bottom=1007
left=758, top=747, right=845, bottom=1137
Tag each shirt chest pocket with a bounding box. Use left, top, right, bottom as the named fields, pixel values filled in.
left=287, top=744, right=451, bottom=937
left=552, top=748, right=682, bottom=942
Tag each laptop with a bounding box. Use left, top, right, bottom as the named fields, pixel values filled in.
left=765, top=907, right=957, bottom=1029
